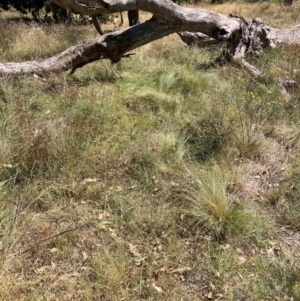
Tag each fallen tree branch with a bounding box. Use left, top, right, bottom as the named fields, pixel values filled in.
left=0, top=19, right=175, bottom=77
left=0, top=0, right=299, bottom=77
left=232, top=43, right=263, bottom=78
left=233, top=57, right=263, bottom=78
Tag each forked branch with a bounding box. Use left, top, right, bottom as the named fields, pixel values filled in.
left=0, top=0, right=299, bottom=77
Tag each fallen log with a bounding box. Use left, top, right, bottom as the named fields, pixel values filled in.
left=0, top=0, right=299, bottom=77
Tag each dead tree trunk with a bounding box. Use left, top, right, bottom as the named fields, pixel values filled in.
left=128, top=10, right=139, bottom=26
left=0, top=0, right=299, bottom=77
left=284, top=0, right=294, bottom=6
left=211, top=0, right=223, bottom=4
left=92, top=15, right=103, bottom=35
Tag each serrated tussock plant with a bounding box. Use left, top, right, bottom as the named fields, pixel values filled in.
left=173, top=169, right=251, bottom=240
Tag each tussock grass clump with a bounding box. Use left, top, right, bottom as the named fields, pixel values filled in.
left=173, top=168, right=251, bottom=240
left=183, top=109, right=229, bottom=162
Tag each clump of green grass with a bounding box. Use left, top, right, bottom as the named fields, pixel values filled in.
left=173, top=168, right=251, bottom=240
left=183, top=111, right=228, bottom=162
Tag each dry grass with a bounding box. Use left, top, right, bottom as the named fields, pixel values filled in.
left=188, top=0, right=300, bottom=27
left=0, top=2, right=300, bottom=300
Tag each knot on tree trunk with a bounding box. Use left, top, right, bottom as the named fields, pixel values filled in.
left=230, top=14, right=264, bottom=57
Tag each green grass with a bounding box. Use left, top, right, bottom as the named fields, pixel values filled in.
left=0, top=4, right=300, bottom=300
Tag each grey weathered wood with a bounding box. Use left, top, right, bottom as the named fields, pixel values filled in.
left=0, top=0, right=299, bottom=77
left=177, top=32, right=221, bottom=47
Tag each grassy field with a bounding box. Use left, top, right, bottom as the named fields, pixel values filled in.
left=0, top=2, right=300, bottom=300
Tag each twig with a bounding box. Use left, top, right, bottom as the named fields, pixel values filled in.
left=10, top=223, right=88, bottom=257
